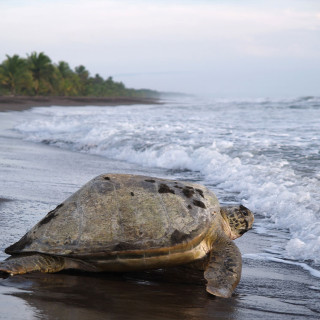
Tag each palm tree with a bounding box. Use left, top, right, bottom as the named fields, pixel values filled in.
left=57, top=61, right=73, bottom=78
left=54, top=61, right=79, bottom=96
left=0, top=55, right=32, bottom=95
left=75, top=65, right=89, bottom=95
left=27, top=52, right=54, bottom=95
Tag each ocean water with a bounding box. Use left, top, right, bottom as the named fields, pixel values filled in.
left=12, top=96, right=320, bottom=272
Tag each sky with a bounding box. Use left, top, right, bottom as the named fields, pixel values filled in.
left=1, top=0, right=320, bottom=98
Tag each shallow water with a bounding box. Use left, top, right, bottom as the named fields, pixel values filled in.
left=0, top=99, right=320, bottom=319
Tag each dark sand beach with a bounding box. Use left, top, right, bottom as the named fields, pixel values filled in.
left=0, top=102, right=319, bottom=320
left=0, top=96, right=160, bottom=112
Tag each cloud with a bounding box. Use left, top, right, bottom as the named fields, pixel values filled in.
left=1, top=0, right=320, bottom=96
left=2, top=1, right=319, bottom=55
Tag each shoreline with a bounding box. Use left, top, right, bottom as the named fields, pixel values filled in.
left=0, top=95, right=160, bottom=112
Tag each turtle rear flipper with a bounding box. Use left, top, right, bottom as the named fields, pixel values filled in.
left=0, top=254, right=65, bottom=275
left=204, top=238, right=242, bottom=298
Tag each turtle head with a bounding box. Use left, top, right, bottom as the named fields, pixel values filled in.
left=220, top=205, right=254, bottom=240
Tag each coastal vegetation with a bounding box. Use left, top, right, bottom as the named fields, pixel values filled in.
left=0, top=52, right=160, bottom=98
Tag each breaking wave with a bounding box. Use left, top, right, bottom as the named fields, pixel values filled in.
left=15, top=97, right=320, bottom=265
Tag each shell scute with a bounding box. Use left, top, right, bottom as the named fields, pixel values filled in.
left=5, top=174, right=220, bottom=258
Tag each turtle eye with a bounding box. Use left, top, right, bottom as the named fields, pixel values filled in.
left=240, top=205, right=249, bottom=216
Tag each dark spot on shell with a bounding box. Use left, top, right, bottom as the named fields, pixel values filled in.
left=182, top=187, right=195, bottom=198
left=5, top=233, right=33, bottom=254
left=104, top=176, right=110, bottom=180
left=158, top=184, right=175, bottom=194
left=195, top=188, right=204, bottom=198
left=193, top=199, right=206, bottom=209
left=130, top=192, right=134, bottom=196
left=187, top=204, right=192, bottom=209
left=171, top=229, right=190, bottom=244
left=38, top=203, right=64, bottom=227
left=174, top=185, right=183, bottom=189
left=145, top=179, right=155, bottom=183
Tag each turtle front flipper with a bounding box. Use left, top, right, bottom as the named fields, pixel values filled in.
left=0, top=254, right=65, bottom=275
left=204, top=238, right=242, bottom=298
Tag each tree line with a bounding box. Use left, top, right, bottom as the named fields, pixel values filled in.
left=0, top=52, right=159, bottom=98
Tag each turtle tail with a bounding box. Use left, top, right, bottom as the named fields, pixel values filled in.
left=0, top=254, right=65, bottom=275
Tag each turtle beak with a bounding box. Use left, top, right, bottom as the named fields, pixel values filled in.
left=239, top=227, right=252, bottom=235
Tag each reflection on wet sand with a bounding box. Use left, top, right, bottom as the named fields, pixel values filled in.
left=0, top=272, right=237, bottom=320
left=1, top=254, right=320, bottom=320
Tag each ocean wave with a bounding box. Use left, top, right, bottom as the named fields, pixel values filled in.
left=15, top=99, right=320, bottom=265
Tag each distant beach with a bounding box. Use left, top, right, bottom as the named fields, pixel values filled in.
left=0, top=96, right=160, bottom=112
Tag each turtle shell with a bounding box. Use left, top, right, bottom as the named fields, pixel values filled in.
left=5, top=174, right=220, bottom=257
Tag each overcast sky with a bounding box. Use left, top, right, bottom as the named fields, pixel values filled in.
left=1, top=0, right=320, bottom=97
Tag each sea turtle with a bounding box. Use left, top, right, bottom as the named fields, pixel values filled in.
left=0, top=174, right=254, bottom=298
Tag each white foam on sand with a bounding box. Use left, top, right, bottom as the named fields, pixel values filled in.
left=243, top=253, right=320, bottom=278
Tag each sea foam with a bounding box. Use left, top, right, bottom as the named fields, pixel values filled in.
left=15, top=98, right=320, bottom=265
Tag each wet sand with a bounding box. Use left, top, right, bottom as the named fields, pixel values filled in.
left=0, top=110, right=319, bottom=320
left=1, top=255, right=319, bottom=320
left=0, top=96, right=160, bottom=112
